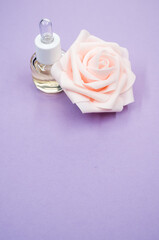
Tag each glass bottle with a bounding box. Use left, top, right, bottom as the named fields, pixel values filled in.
left=30, top=19, right=64, bottom=93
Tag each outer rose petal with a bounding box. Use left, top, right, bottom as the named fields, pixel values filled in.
left=51, top=30, right=136, bottom=113
left=76, top=100, right=123, bottom=113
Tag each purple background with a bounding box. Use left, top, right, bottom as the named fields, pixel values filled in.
left=0, top=0, right=159, bottom=239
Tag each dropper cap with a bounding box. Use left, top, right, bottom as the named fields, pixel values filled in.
left=35, top=19, right=61, bottom=65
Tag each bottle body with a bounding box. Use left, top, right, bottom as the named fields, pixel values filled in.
left=30, top=51, right=64, bottom=94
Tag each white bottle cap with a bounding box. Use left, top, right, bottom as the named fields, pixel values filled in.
left=35, top=33, right=61, bottom=65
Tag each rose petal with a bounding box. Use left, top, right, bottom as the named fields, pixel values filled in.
left=60, top=72, right=110, bottom=102
left=97, top=73, right=127, bottom=109
left=76, top=56, right=102, bottom=82
left=51, top=61, right=62, bottom=84
left=83, top=71, right=118, bottom=89
left=64, top=89, right=90, bottom=104
left=87, top=66, right=115, bottom=79
left=76, top=101, right=123, bottom=113
left=83, top=60, right=120, bottom=90
left=75, top=29, right=90, bottom=43
left=121, top=70, right=136, bottom=94
left=120, top=87, right=134, bottom=106
left=70, top=47, right=83, bottom=86
left=94, top=96, right=124, bottom=111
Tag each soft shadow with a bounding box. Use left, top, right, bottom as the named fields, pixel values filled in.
left=82, top=111, right=116, bottom=122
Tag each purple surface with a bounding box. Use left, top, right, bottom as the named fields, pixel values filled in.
left=0, top=0, right=159, bottom=239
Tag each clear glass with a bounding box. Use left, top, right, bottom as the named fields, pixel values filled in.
left=30, top=51, right=65, bottom=94
left=39, top=19, right=54, bottom=44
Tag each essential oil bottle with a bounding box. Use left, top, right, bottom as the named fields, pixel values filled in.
left=30, top=19, right=64, bottom=93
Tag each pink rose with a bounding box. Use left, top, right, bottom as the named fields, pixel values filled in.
left=51, top=30, right=136, bottom=113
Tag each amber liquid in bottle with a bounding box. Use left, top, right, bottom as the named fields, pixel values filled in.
left=30, top=51, right=65, bottom=94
